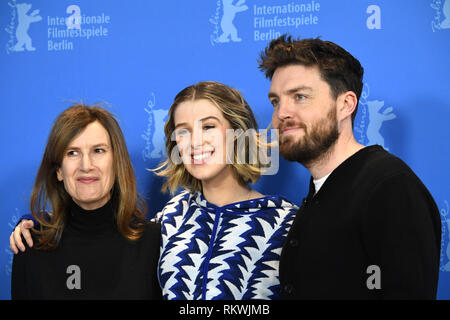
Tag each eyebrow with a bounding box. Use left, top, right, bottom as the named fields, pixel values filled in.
left=174, top=116, right=221, bottom=129
left=67, top=143, right=110, bottom=150
left=268, top=86, right=313, bottom=99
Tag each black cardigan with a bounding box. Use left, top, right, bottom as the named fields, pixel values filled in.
left=11, top=200, right=162, bottom=300
left=280, top=145, right=441, bottom=299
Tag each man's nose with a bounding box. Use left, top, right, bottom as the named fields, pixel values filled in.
left=276, top=98, right=293, bottom=121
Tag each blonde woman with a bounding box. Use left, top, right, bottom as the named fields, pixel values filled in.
left=153, top=81, right=298, bottom=300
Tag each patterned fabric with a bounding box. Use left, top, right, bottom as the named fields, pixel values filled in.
left=154, top=190, right=298, bottom=300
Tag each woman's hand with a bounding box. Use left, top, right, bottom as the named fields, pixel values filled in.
left=10, top=220, right=34, bottom=254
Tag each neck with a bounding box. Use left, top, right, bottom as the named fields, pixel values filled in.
left=306, top=131, right=365, bottom=180
left=201, top=166, right=258, bottom=207
left=73, top=194, right=111, bottom=211
left=68, top=199, right=116, bottom=235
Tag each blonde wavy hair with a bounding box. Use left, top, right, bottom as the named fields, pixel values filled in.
left=153, top=81, right=269, bottom=195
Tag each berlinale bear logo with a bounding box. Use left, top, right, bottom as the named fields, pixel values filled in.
left=142, top=93, right=168, bottom=161
left=431, top=0, right=450, bottom=31
left=210, top=0, right=248, bottom=45
left=440, top=201, right=450, bottom=272
left=355, top=83, right=396, bottom=151
left=12, top=3, right=42, bottom=52
left=366, top=100, right=396, bottom=150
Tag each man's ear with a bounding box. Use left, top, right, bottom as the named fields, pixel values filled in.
left=56, top=168, right=63, bottom=181
left=337, top=91, right=358, bottom=122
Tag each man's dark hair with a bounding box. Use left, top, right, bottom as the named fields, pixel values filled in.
left=258, top=34, right=364, bottom=125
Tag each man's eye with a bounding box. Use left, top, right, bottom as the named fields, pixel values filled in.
left=270, top=99, right=279, bottom=107
left=295, top=94, right=306, bottom=101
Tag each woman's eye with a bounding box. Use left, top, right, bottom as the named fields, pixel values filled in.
left=94, top=148, right=105, bottom=153
left=176, top=129, right=188, bottom=136
left=67, top=150, right=78, bottom=157
left=203, top=125, right=215, bottom=130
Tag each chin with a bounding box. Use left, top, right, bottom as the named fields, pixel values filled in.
left=280, top=139, right=303, bottom=152
left=188, top=165, right=227, bottom=183
left=75, top=194, right=107, bottom=204
left=189, top=170, right=215, bottom=181
left=281, top=132, right=304, bottom=145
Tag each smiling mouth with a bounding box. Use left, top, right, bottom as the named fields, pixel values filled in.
left=191, top=151, right=214, bottom=164
left=77, top=177, right=99, bottom=184
left=281, top=127, right=302, bottom=134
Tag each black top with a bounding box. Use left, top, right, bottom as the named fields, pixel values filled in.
left=280, top=145, right=441, bottom=299
left=11, top=200, right=162, bottom=300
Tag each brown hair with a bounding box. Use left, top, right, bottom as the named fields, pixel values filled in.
left=258, top=34, right=364, bottom=125
left=31, top=104, right=148, bottom=250
left=153, top=81, right=265, bottom=195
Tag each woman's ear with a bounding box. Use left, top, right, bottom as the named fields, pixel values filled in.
left=56, top=168, right=63, bottom=181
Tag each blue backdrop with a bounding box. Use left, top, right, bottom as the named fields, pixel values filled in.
left=1, top=0, right=449, bottom=300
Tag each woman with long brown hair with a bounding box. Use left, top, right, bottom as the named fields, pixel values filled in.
left=10, top=104, right=161, bottom=299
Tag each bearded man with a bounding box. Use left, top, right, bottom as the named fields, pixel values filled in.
left=259, top=35, right=441, bottom=299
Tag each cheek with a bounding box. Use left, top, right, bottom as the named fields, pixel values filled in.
left=177, top=139, right=190, bottom=154
left=175, top=135, right=192, bottom=153
left=59, top=167, right=77, bottom=195
left=207, top=132, right=227, bottom=161
left=211, top=132, right=224, bottom=148
left=57, top=162, right=75, bottom=182
left=223, top=136, right=234, bottom=158
left=176, top=143, right=191, bottom=164
left=104, top=159, right=115, bottom=186
left=271, top=113, right=280, bottom=128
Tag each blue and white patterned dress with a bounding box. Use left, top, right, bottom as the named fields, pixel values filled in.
left=154, top=190, right=298, bottom=300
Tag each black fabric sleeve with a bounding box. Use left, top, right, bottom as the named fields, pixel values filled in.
left=361, top=172, right=441, bottom=299
left=16, top=212, right=51, bottom=228
left=147, top=222, right=163, bottom=300
left=14, top=214, right=35, bottom=228
left=11, top=237, right=30, bottom=300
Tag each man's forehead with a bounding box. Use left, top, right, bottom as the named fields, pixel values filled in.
left=269, top=65, right=323, bottom=94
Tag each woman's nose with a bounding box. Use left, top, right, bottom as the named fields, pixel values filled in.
left=79, top=154, right=94, bottom=172
left=191, top=121, right=204, bottom=148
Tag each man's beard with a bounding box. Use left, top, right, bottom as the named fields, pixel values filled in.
left=278, top=106, right=339, bottom=166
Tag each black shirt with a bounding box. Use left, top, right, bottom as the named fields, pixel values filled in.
left=11, top=200, right=162, bottom=300
left=280, top=145, right=441, bottom=299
